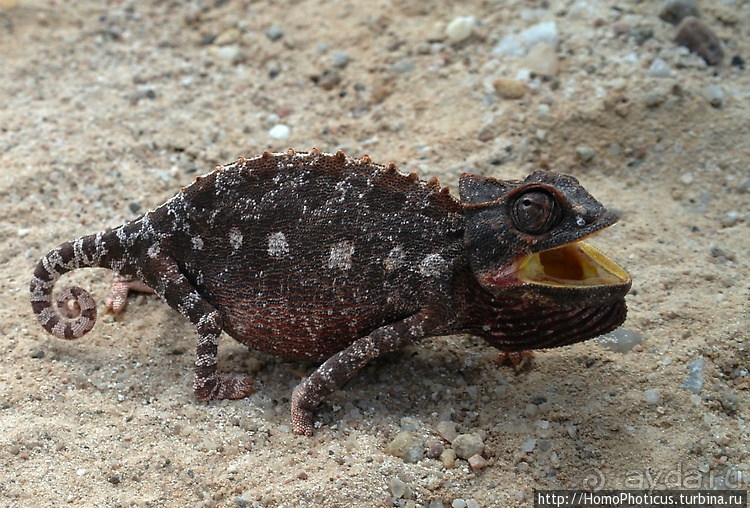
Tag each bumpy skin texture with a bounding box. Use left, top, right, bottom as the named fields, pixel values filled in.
left=30, top=149, right=631, bottom=435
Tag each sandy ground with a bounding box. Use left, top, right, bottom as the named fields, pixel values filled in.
left=1, top=0, right=748, bottom=506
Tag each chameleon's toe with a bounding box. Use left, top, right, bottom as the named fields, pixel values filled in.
left=214, top=375, right=255, bottom=399
left=498, top=350, right=534, bottom=370
left=104, top=276, right=155, bottom=318
left=291, top=383, right=315, bottom=436
left=195, top=376, right=255, bottom=401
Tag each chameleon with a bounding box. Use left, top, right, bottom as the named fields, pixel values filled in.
left=30, top=148, right=631, bottom=436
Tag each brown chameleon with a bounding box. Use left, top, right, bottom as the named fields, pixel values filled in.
left=30, top=148, right=631, bottom=435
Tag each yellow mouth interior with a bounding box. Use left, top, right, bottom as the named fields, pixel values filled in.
left=516, top=241, right=630, bottom=287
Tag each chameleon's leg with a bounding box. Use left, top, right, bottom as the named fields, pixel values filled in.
left=104, top=274, right=155, bottom=318
left=291, top=310, right=438, bottom=436
left=144, top=259, right=254, bottom=401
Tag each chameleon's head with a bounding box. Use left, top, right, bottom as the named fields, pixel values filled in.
left=459, top=170, right=631, bottom=308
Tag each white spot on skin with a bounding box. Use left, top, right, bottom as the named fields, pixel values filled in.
left=328, top=241, right=354, bottom=270
left=192, top=236, right=204, bottom=250
left=147, top=244, right=160, bottom=259
left=384, top=245, right=406, bottom=271
left=229, top=228, right=243, bottom=250
left=419, top=253, right=447, bottom=277
left=576, top=216, right=586, bottom=227
left=267, top=232, right=290, bottom=258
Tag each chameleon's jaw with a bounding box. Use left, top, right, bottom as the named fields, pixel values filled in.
left=483, top=236, right=630, bottom=290
left=515, top=240, right=630, bottom=288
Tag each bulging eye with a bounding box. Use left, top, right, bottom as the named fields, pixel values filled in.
left=512, top=190, right=559, bottom=234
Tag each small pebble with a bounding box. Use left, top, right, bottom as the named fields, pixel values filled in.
left=644, top=389, right=660, bottom=405
left=451, top=433, right=484, bottom=459
left=445, top=16, right=476, bottom=43
left=717, top=389, right=740, bottom=413
left=674, top=16, right=723, bottom=66
left=535, top=105, right=552, bottom=123
left=492, top=78, right=527, bottom=99
left=452, top=500, right=467, bottom=508
left=466, top=500, right=480, bottom=508
left=400, top=416, right=420, bottom=432
left=331, top=51, right=350, bottom=68
left=612, top=21, right=629, bottom=36
left=632, top=27, right=654, bottom=45
left=523, top=43, right=559, bottom=76
left=388, top=58, right=416, bottom=74
left=644, top=93, right=667, bottom=108
left=520, top=21, right=558, bottom=50
left=427, top=442, right=444, bottom=459
left=214, top=28, right=240, bottom=46
left=212, top=45, right=241, bottom=63
left=649, top=58, right=672, bottom=78
left=719, top=211, right=739, bottom=228
left=389, top=477, right=407, bottom=499
left=268, top=124, right=290, bottom=140
left=702, top=85, right=725, bottom=109
left=491, top=35, right=526, bottom=57
left=317, top=69, right=341, bottom=90
left=575, top=145, right=596, bottom=163
left=524, top=403, right=539, bottom=419
left=680, top=172, right=694, bottom=185
left=680, top=358, right=706, bottom=394
left=386, top=431, right=424, bottom=464
left=435, top=421, right=458, bottom=443
left=491, top=21, right=558, bottom=57
left=468, top=454, right=488, bottom=470
left=521, top=438, right=537, bottom=453
left=266, top=25, right=284, bottom=41
left=531, top=394, right=547, bottom=405
left=30, top=350, right=45, bottom=359
left=596, top=328, right=642, bottom=353
left=440, top=448, right=456, bottom=468
left=659, top=0, right=700, bottom=26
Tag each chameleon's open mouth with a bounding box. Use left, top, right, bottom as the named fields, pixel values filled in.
left=516, top=241, right=630, bottom=288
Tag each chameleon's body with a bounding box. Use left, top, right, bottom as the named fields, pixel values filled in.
left=30, top=149, right=631, bottom=435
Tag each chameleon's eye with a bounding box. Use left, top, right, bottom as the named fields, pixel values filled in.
left=512, top=190, right=559, bottom=234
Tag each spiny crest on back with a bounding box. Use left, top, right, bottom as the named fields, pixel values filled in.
left=189, top=148, right=461, bottom=213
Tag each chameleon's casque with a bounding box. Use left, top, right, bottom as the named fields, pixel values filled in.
left=30, top=149, right=631, bottom=435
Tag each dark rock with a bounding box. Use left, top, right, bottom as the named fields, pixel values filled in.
left=659, top=0, right=700, bottom=26
left=674, top=16, right=723, bottom=66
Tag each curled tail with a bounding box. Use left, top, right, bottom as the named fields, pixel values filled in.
left=30, top=232, right=108, bottom=339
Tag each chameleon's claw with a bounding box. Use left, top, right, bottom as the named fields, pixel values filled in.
left=498, top=350, right=534, bottom=371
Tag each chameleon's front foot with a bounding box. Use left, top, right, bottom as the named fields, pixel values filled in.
left=104, top=274, right=155, bottom=317
left=291, top=380, right=315, bottom=436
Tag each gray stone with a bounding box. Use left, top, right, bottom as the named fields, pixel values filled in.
left=451, top=433, right=484, bottom=459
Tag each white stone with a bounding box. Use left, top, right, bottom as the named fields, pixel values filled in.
left=445, top=16, right=476, bottom=43
left=644, top=389, right=660, bottom=405
left=268, top=124, right=290, bottom=139
left=649, top=58, right=672, bottom=78
left=212, top=44, right=241, bottom=63
left=520, top=21, right=558, bottom=50
left=491, top=35, right=526, bottom=57
left=523, top=42, right=559, bottom=76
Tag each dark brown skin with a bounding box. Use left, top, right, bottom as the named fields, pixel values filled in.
left=30, top=149, right=631, bottom=435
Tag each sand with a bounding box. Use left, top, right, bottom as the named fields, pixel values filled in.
left=1, top=1, right=748, bottom=506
